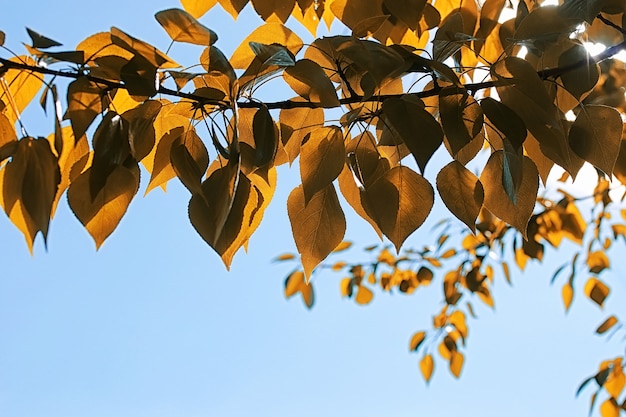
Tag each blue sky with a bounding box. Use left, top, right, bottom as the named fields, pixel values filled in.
left=0, top=1, right=624, bottom=416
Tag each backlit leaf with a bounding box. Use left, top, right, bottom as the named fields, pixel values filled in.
left=449, top=351, right=464, bottom=378
left=361, top=166, right=434, bottom=252
left=300, top=126, right=344, bottom=204
left=480, top=97, right=526, bottom=148
left=68, top=163, right=140, bottom=249
left=26, top=27, right=62, bottom=49
left=569, top=105, right=622, bottom=176
left=409, top=331, right=426, bottom=352
left=588, top=251, right=610, bottom=274
left=279, top=106, right=324, bottom=164
left=170, top=128, right=209, bottom=195
left=436, top=161, right=484, bottom=232
left=251, top=0, right=296, bottom=23
left=439, top=89, right=483, bottom=157
left=562, top=282, right=574, bottom=312
left=230, top=23, right=302, bottom=69
left=180, top=0, right=218, bottom=18
left=420, top=354, right=434, bottom=383
left=333, top=241, right=352, bottom=252
left=217, top=0, right=249, bottom=18
left=1, top=56, right=44, bottom=126
left=585, top=277, right=610, bottom=308
left=288, top=184, right=346, bottom=279
left=110, top=27, right=179, bottom=69
left=156, top=8, right=218, bottom=46
left=600, top=398, right=620, bottom=417
left=480, top=151, right=539, bottom=238
left=66, top=77, right=105, bottom=141
left=355, top=285, right=374, bottom=305
left=382, top=97, right=443, bottom=173
left=252, top=105, right=278, bottom=168
left=596, top=316, right=619, bottom=334
left=284, top=59, right=339, bottom=107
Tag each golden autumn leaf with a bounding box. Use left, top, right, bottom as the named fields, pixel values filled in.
left=480, top=151, right=538, bottom=238
left=361, top=166, right=434, bottom=252
left=279, top=106, right=324, bottom=164
left=217, top=0, right=249, bottom=18
left=1, top=56, right=44, bottom=126
left=597, top=316, right=619, bottom=334
left=600, top=398, right=620, bottom=417
left=230, top=22, right=302, bottom=69
left=436, top=161, right=484, bottom=233
left=588, top=251, right=610, bottom=274
left=283, top=59, right=340, bottom=107
left=251, top=0, right=296, bottom=23
left=170, top=128, right=209, bottom=195
left=288, top=184, right=346, bottom=279
left=110, top=27, right=179, bottom=69
left=562, top=282, right=574, bottom=312
left=585, top=277, right=610, bottom=308
left=284, top=269, right=314, bottom=308
left=66, top=77, right=105, bottom=141
left=180, top=0, right=218, bottom=18
left=409, top=331, right=426, bottom=352
left=300, top=126, right=344, bottom=204
left=332, top=241, right=352, bottom=253
left=355, top=285, right=374, bottom=305
left=68, top=163, right=140, bottom=249
left=439, top=89, right=483, bottom=157
left=449, top=351, right=464, bottom=378
left=155, top=8, right=218, bottom=46
left=420, top=353, right=434, bottom=383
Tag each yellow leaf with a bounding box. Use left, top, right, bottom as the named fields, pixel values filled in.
left=355, top=285, right=374, bottom=305
left=449, top=311, right=468, bottom=339
left=562, top=283, right=574, bottom=312
left=287, top=184, right=346, bottom=279
left=285, top=270, right=305, bottom=297
left=480, top=151, right=539, bottom=238
left=155, top=8, right=218, bottom=46
left=110, top=27, right=179, bottom=69
left=441, top=249, right=456, bottom=259
left=300, top=126, right=345, bottom=204
left=585, top=277, right=610, bottom=308
left=283, top=59, right=339, bottom=107
left=179, top=0, right=218, bottom=18
left=420, top=354, right=434, bottom=383
left=600, top=398, right=620, bottom=417
left=67, top=163, right=140, bottom=249
left=439, top=90, right=483, bottom=156
left=275, top=253, right=296, bottom=261
left=377, top=247, right=395, bottom=266
left=361, top=166, right=434, bottom=252
left=605, top=358, right=626, bottom=399
left=217, top=0, right=249, bottom=19
left=409, top=331, right=426, bottom=352
left=436, top=161, right=484, bottom=233
left=449, top=351, right=464, bottom=378
left=588, top=251, right=610, bottom=274
left=66, top=77, right=105, bottom=140
left=1, top=56, right=44, bottom=126
left=230, top=22, right=302, bottom=69
left=332, top=241, right=352, bottom=253
left=340, top=277, right=353, bottom=297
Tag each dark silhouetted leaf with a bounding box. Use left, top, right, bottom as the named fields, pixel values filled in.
left=26, top=27, right=62, bottom=49
left=437, top=161, right=483, bottom=232
left=300, top=126, right=344, bottom=204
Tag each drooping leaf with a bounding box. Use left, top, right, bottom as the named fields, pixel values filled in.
left=420, top=354, right=434, bottom=383
left=26, top=27, right=62, bottom=49
left=584, top=277, right=610, bottom=308
left=230, top=23, right=302, bottom=69
left=569, top=105, right=622, bottom=176
left=284, top=270, right=314, bottom=308
left=587, top=251, right=610, bottom=274
left=381, top=96, right=443, bottom=173
left=66, top=77, right=105, bottom=141
left=480, top=151, right=539, bottom=238
left=558, top=44, right=599, bottom=100
left=287, top=184, right=346, bottom=279
left=170, top=128, right=209, bottom=195
left=409, top=331, right=426, bottom=352
left=251, top=0, right=296, bottom=23
left=449, top=351, right=464, bottom=378
left=155, top=8, right=218, bottom=45
left=436, top=161, right=483, bottom=233
left=600, top=398, right=620, bottom=417
left=110, top=27, right=179, bottom=69
left=480, top=97, right=527, bottom=148
left=361, top=166, right=434, bottom=252
left=439, top=89, right=483, bottom=157
left=122, top=100, right=161, bottom=162
left=279, top=106, right=324, bottom=164
left=283, top=59, right=340, bottom=107
left=180, top=0, right=218, bottom=18
left=252, top=104, right=278, bottom=168
left=300, top=126, right=345, bottom=204
left=120, top=56, right=158, bottom=98
left=596, top=316, right=619, bottom=334
left=355, top=285, right=374, bottom=305
left=67, top=163, right=140, bottom=249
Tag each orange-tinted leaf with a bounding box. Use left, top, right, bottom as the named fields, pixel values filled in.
left=283, top=269, right=314, bottom=308
left=274, top=253, right=296, bottom=261
left=409, top=331, right=426, bottom=352
left=449, top=351, right=464, bottom=378
left=252, top=105, right=278, bottom=168
left=1, top=56, right=44, bottom=126
left=66, top=77, right=105, bottom=140
left=597, top=316, right=619, bottom=334
left=562, top=282, right=574, bottom=312
left=333, top=241, right=352, bottom=252
left=110, top=27, right=178, bottom=69
left=382, top=96, right=443, bottom=173
left=439, top=90, right=483, bottom=156
left=180, top=0, right=218, bottom=18
left=300, top=126, right=344, bottom=203
left=288, top=184, right=346, bottom=279
left=480, top=151, right=538, bottom=238
left=68, top=163, right=140, bottom=249
left=284, top=59, right=339, bottom=107
left=362, top=166, right=434, bottom=252
left=436, top=161, right=484, bottom=232
left=585, top=277, right=610, bottom=308
left=230, top=22, right=302, bottom=69
left=420, top=354, right=434, bottom=383
left=251, top=0, right=296, bottom=23
left=156, top=8, right=218, bottom=45
left=569, top=105, right=622, bottom=176
left=0, top=113, right=17, bottom=148
left=279, top=106, right=324, bottom=164
left=600, top=398, right=620, bottom=417
left=217, top=0, right=249, bottom=18
left=355, top=285, right=374, bottom=305
left=588, top=251, right=610, bottom=274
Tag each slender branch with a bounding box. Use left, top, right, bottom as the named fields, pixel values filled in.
left=1, top=37, right=626, bottom=112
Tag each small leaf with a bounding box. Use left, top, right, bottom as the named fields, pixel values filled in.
left=449, top=351, right=464, bottom=378
left=600, top=398, right=620, bottom=417
left=26, top=27, right=62, bottom=49
left=596, top=316, right=619, bottom=334
left=155, top=8, right=218, bottom=46
left=355, top=285, right=374, bottom=305
left=230, top=22, right=303, bottom=70
left=562, top=282, right=574, bottom=312
left=249, top=42, right=296, bottom=67
left=180, top=0, right=218, bottom=18
left=584, top=277, right=610, bottom=308
left=332, top=241, right=352, bottom=253
left=252, top=105, right=278, bottom=167
left=284, top=59, right=340, bottom=107
left=274, top=253, right=296, bottom=261
left=288, top=184, right=346, bottom=279
left=587, top=251, right=610, bottom=274
left=0, top=31, right=5, bottom=47
left=420, top=354, right=434, bottom=383
left=409, top=331, right=426, bottom=352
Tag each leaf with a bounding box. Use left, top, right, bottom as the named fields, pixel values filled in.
left=562, top=282, right=574, bottom=312
left=588, top=251, right=610, bottom=274
left=26, top=27, right=62, bottom=49
left=2, top=137, right=60, bottom=251
left=120, top=56, right=158, bottom=98
left=355, top=285, right=374, bottom=305
left=180, top=0, right=218, bottom=18
left=170, top=129, right=209, bottom=195
left=480, top=151, right=538, bottom=237
left=0, top=31, right=5, bottom=47
left=382, top=97, right=443, bottom=173
left=155, top=8, right=218, bottom=46
left=279, top=106, right=324, bottom=164
left=585, top=277, right=610, bottom=308
left=251, top=0, right=296, bottom=23
left=275, top=253, right=296, bottom=261
left=558, top=44, right=599, bottom=100
left=122, top=100, right=162, bottom=162
left=218, top=0, right=250, bottom=19
left=409, top=331, right=426, bottom=352
left=251, top=105, right=278, bottom=168
left=332, top=241, right=352, bottom=252
left=1, top=56, right=44, bottom=126
left=66, top=77, right=105, bottom=140
left=480, top=97, right=527, bottom=148
left=600, top=398, right=620, bottom=417
left=361, top=166, right=434, bottom=252
left=300, top=126, right=345, bottom=204
left=420, top=354, right=434, bottom=383
left=0, top=113, right=17, bottom=148
left=110, top=27, right=179, bottom=69
left=439, top=89, right=483, bottom=157
left=596, top=316, right=619, bottom=334
left=287, top=184, right=346, bottom=279
left=67, top=163, right=140, bottom=249
left=283, top=59, right=340, bottom=107
left=433, top=11, right=465, bottom=62
left=436, top=161, right=484, bottom=232
left=449, top=351, right=464, bottom=378
left=230, top=23, right=302, bottom=69
left=569, top=105, right=622, bottom=176
left=513, top=6, right=579, bottom=47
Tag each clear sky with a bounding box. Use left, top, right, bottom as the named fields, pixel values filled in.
left=0, top=1, right=624, bottom=416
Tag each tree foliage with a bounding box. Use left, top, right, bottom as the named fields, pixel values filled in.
left=2, top=0, right=626, bottom=414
